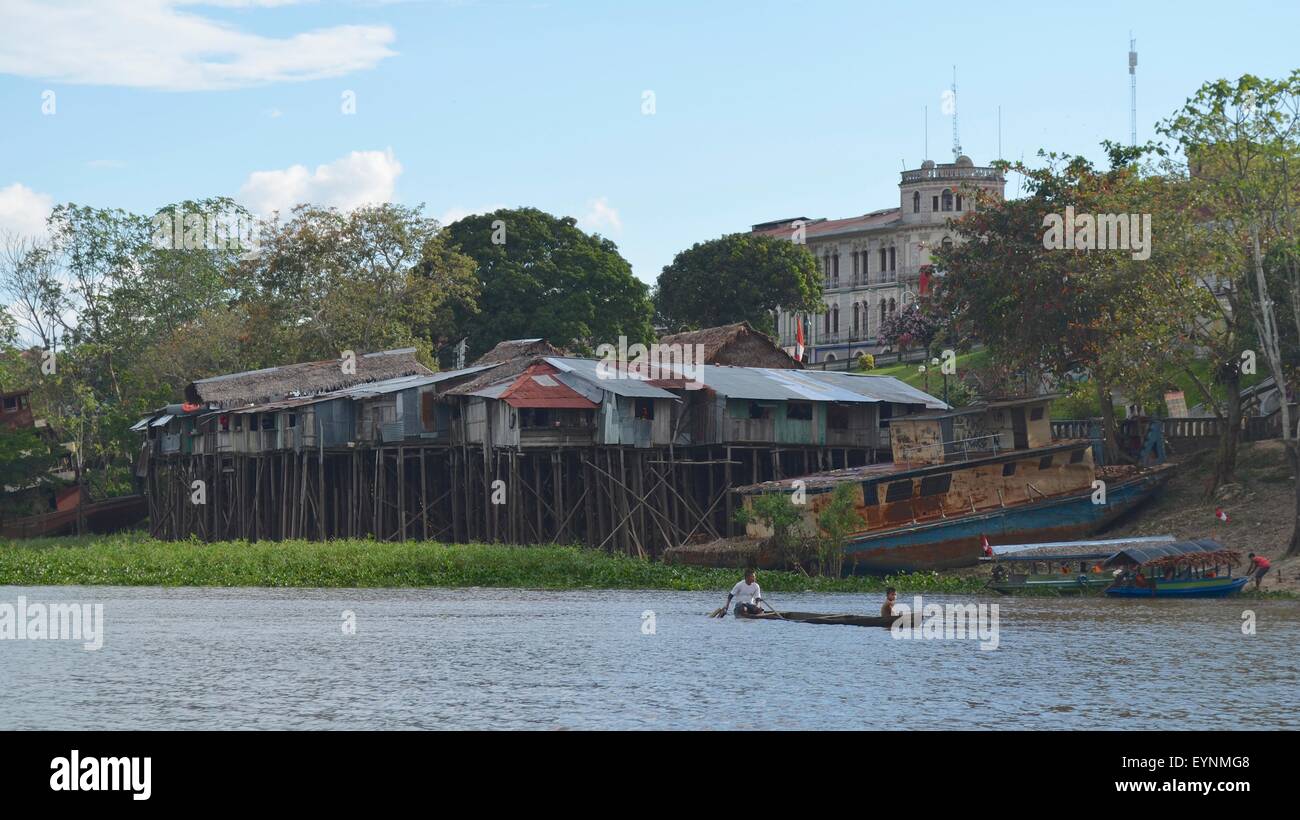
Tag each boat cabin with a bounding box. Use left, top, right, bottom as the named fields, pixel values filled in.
left=888, top=396, right=1056, bottom=465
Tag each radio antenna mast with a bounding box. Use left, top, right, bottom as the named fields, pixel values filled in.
left=951, top=66, right=962, bottom=160
left=1128, top=34, right=1138, bottom=146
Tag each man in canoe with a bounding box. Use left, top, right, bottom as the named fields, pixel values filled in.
left=723, top=568, right=767, bottom=618
left=880, top=587, right=897, bottom=618
left=1248, top=553, right=1271, bottom=591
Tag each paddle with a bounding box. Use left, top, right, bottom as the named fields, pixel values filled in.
left=760, top=600, right=786, bottom=620
left=708, top=607, right=726, bottom=618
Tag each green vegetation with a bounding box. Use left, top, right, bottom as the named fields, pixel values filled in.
left=653, top=232, right=823, bottom=336
left=0, top=533, right=987, bottom=593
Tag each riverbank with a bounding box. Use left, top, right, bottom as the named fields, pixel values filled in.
left=0, top=533, right=985, bottom=592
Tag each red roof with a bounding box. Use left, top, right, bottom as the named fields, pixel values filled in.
left=499, top=363, right=599, bottom=410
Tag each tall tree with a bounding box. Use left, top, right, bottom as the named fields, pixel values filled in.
left=935, top=145, right=1203, bottom=463
left=442, top=207, right=653, bottom=358
left=1161, top=72, right=1300, bottom=554
left=654, top=232, right=822, bottom=336
left=235, top=203, right=478, bottom=363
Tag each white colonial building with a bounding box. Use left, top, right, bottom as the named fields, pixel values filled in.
left=754, top=156, right=1005, bottom=364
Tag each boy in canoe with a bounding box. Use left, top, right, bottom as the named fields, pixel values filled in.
left=880, top=587, right=897, bottom=617
left=1248, top=553, right=1271, bottom=591
left=723, top=568, right=767, bottom=617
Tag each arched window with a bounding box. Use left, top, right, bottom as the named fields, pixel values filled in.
left=879, top=301, right=886, bottom=326
left=912, top=191, right=921, bottom=213
left=941, top=236, right=953, bottom=253
left=889, top=298, right=897, bottom=315
left=956, top=194, right=963, bottom=211
left=852, top=302, right=860, bottom=336
left=942, top=190, right=953, bottom=211
left=824, top=308, right=831, bottom=334
left=831, top=305, right=839, bottom=333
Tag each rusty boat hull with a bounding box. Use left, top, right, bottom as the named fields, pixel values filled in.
left=842, top=466, right=1173, bottom=573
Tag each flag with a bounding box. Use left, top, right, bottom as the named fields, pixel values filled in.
left=981, top=534, right=992, bottom=557
left=794, top=317, right=805, bottom=362
left=1215, top=507, right=1230, bottom=523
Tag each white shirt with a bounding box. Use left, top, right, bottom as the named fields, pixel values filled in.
left=730, top=580, right=761, bottom=605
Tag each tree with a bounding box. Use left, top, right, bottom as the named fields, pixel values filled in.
left=1161, top=72, right=1300, bottom=554
left=235, top=203, right=478, bottom=363
left=934, top=145, right=1204, bottom=463
left=816, top=482, right=862, bottom=578
left=877, top=301, right=942, bottom=353
left=442, top=207, right=653, bottom=358
left=654, top=232, right=822, bottom=336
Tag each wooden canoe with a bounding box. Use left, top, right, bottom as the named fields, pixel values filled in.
left=733, top=610, right=913, bottom=628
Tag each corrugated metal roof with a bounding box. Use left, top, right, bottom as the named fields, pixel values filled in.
left=129, top=417, right=152, bottom=432
left=1103, top=539, right=1229, bottom=567
left=321, top=365, right=498, bottom=400
left=546, top=357, right=680, bottom=399
left=547, top=357, right=944, bottom=407
left=805, top=371, right=949, bottom=408
left=150, top=414, right=174, bottom=428
left=468, top=381, right=511, bottom=400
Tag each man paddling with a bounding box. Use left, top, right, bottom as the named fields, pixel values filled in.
left=723, top=568, right=767, bottom=618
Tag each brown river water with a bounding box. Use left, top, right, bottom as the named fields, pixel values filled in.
left=1, top=586, right=1296, bottom=730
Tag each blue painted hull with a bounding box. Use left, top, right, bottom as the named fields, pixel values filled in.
left=844, top=469, right=1172, bottom=573
left=1105, top=576, right=1248, bottom=598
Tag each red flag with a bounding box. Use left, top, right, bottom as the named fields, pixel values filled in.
left=981, top=535, right=992, bottom=557
left=794, top=318, right=805, bottom=362
left=1215, top=507, right=1230, bottom=523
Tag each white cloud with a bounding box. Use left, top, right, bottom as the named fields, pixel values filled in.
left=438, top=205, right=505, bottom=226
left=580, top=196, right=622, bottom=234
left=238, top=148, right=403, bottom=215
left=0, top=1, right=396, bottom=91
left=0, top=183, right=54, bottom=239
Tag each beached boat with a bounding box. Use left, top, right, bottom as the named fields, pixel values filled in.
left=0, top=494, right=148, bottom=539
left=732, top=610, right=909, bottom=628
left=726, top=396, right=1172, bottom=574
left=1102, top=539, right=1248, bottom=598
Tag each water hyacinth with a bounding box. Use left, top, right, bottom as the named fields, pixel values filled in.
left=0, top=533, right=990, bottom=593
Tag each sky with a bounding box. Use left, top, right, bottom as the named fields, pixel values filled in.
left=1, top=0, right=1299, bottom=285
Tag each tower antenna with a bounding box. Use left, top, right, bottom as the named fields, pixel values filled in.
left=1128, top=34, right=1138, bottom=147
left=951, top=66, right=962, bottom=160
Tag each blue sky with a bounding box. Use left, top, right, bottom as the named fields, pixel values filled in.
left=2, top=0, right=1299, bottom=284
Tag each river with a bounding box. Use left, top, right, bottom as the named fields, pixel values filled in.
left=2, top=586, right=1296, bottom=730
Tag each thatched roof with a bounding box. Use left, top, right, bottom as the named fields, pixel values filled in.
left=185, top=348, right=433, bottom=408
left=657, top=322, right=801, bottom=369
left=445, top=339, right=568, bottom=396
left=474, top=338, right=567, bottom=366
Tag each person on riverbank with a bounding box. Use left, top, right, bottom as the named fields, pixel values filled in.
left=725, top=568, right=766, bottom=617
left=1248, top=553, right=1271, bottom=591
left=881, top=587, right=897, bottom=617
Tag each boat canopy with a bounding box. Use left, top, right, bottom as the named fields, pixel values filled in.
left=1102, top=539, right=1240, bottom=570
left=995, top=552, right=1115, bottom=563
